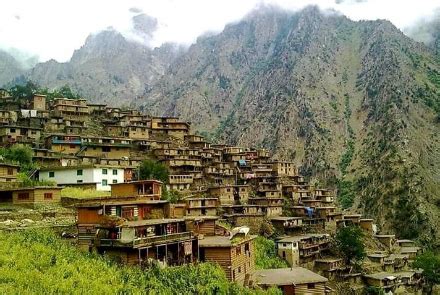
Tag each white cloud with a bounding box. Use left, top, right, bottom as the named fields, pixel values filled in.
left=0, top=0, right=438, bottom=63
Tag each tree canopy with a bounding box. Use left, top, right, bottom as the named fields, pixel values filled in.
left=0, top=145, right=34, bottom=172
left=412, top=251, right=440, bottom=294
left=8, top=80, right=81, bottom=100
left=138, top=159, right=169, bottom=183
left=335, top=225, right=366, bottom=265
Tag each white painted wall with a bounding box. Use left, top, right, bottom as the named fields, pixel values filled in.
left=39, top=167, right=124, bottom=191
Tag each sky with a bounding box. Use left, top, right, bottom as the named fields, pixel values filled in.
left=0, top=0, right=438, bottom=64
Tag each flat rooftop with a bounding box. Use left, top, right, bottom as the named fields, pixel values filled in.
left=254, top=267, right=328, bottom=286
left=199, top=234, right=256, bottom=248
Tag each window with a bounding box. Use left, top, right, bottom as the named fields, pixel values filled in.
left=282, top=251, right=286, bottom=258
left=18, top=192, right=29, bottom=200
left=44, top=193, right=53, bottom=200
left=307, top=283, right=315, bottom=289
left=49, top=171, right=55, bottom=178
left=112, top=179, right=117, bottom=184
left=7, top=168, right=13, bottom=175
left=77, top=169, right=83, bottom=176
left=102, top=169, right=108, bottom=175
left=102, top=179, right=108, bottom=186
left=10, top=128, right=15, bottom=133
left=112, top=169, right=118, bottom=175
left=102, top=146, right=111, bottom=152
left=238, top=267, right=241, bottom=273
left=236, top=246, right=242, bottom=256
left=245, top=243, right=249, bottom=252
left=77, top=180, right=83, bottom=183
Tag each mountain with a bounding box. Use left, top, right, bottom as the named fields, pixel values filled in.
left=0, top=50, right=26, bottom=87
left=3, top=6, right=440, bottom=247
left=24, top=23, right=183, bottom=105
left=144, top=6, right=440, bottom=247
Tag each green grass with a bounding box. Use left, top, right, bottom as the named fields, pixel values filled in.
left=0, top=229, right=281, bottom=295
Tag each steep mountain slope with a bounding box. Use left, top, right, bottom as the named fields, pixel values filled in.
left=25, top=29, right=182, bottom=105
left=145, top=6, right=440, bottom=246
left=0, top=50, right=26, bottom=87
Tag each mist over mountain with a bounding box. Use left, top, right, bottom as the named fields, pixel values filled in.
left=1, top=5, right=440, bottom=246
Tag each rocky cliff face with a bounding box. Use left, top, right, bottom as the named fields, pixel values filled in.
left=145, top=6, right=440, bottom=247
left=24, top=29, right=182, bottom=105
left=0, top=50, right=26, bottom=87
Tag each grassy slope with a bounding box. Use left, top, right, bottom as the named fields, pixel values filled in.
left=0, top=230, right=280, bottom=295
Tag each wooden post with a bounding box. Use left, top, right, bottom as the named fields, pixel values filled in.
left=138, top=248, right=141, bottom=266
left=165, top=243, right=168, bottom=266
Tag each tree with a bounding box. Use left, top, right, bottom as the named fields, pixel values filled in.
left=0, top=145, right=35, bottom=172
left=412, top=251, right=440, bottom=294
left=9, top=81, right=39, bottom=100
left=138, top=159, right=169, bottom=183
left=335, top=225, right=366, bottom=265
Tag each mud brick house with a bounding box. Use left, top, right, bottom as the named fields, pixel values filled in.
left=184, top=134, right=209, bottom=149
left=271, top=161, right=298, bottom=177
left=276, top=236, right=301, bottom=267
left=124, top=125, right=149, bottom=140
left=52, top=98, right=90, bottom=120
left=151, top=117, right=190, bottom=139
left=374, top=234, right=396, bottom=250
left=32, top=148, right=79, bottom=167
left=276, top=234, right=330, bottom=264
left=80, top=136, right=133, bottom=159
left=313, top=189, right=335, bottom=204
left=0, top=186, right=62, bottom=205
left=199, top=233, right=256, bottom=285
left=314, top=259, right=344, bottom=279
left=254, top=267, right=328, bottom=295
left=87, top=103, right=106, bottom=115
left=39, top=165, right=125, bottom=191
left=0, top=110, right=18, bottom=124
left=185, top=197, right=218, bottom=216
left=110, top=180, right=162, bottom=199
left=0, top=125, right=41, bottom=144
left=0, top=163, right=19, bottom=183
left=32, top=94, right=47, bottom=111
left=270, top=216, right=303, bottom=235
left=184, top=216, right=219, bottom=236
left=167, top=174, right=194, bottom=191
left=45, top=134, right=82, bottom=155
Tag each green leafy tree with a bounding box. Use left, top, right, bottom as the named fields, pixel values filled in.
left=9, top=80, right=39, bottom=100
left=335, top=225, right=366, bottom=265
left=0, top=145, right=35, bottom=172
left=162, top=189, right=183, bottom=203
left=412, top=251, right=440, bottom=295
left=138, top=159, right=169, bottom=183
left=254, top=236, right=288, bottom=269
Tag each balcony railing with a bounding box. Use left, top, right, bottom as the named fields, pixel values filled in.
left=97, top=232, right=193, bottom=248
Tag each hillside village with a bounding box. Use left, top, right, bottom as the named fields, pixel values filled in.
left=0, top=91, right=429, bottom=294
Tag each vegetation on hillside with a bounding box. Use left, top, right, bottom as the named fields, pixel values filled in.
left=412, top=251, right=440, bottom=295
left=0, top=145, right=35, bottom=172
left=0, top=229, right=280, bottom=294
left=8, top=80, right=81, bottom=100
left=335, top=225, right=366, bottom=266
left=139, top=159, right=169, bottom=184
left=254, top=236, right=288, bottom=270
left=60, top=187, right=110, bottom=198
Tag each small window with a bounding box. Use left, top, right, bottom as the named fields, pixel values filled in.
left=238, top=267, right=241, bottom=273
left=282, top=251, right=286, bottom=258
left=77, top=180, right=83, bottom=183
left=102, top=169, right=108, bottom=175
left=102, top=179, right=108, bottom=186
left=112, top=179, right=117, bottom=184
left=18, top=192, right=29, bottom=200
left=49, top=171, right=55, bottom=178
left=112, top=169, right=118, bottom=175
left=44, top=193, right=53, bottom=200
left=10, top=128, right=16, bottom=133
left=77, top=169, right=83, bottom=176
left=236, top=246, right=242, bottom=256
left=7, top=168, right=13, bottom=175
left=307, top=283, right=315, bottom=289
